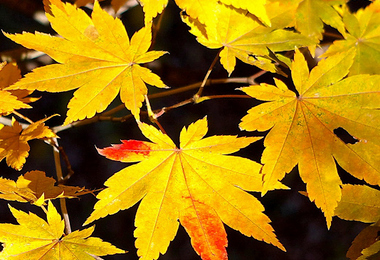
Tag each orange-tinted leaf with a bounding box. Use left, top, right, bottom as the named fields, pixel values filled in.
left=240, top=49, right=380, bottom=227
left=98, top=139, right=152, bottom=162
left=5, top=0, right=167, bottom=123
left=360, top=240, right=380, bottom=260
left=0, top=170, right=92, bottom=204
left=0, top=62, right=31, bottom=115
left=0, top=201, right=125, bottom=259
left=0, top=175, right=35, bottom=203
left=0, top=117, right=57, bottom=170
left=180, top=200, right=228, bottom=260
left=85, top=117, right=286, bottom=260
left=346, top=220, right=380, bottom=260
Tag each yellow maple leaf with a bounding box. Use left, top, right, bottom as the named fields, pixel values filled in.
left=0, top=201, right=125, bottom=259
left=295, top=0, right=347, bottom=41
left=5, top=0, right=167, bottom=123
left=0, top=171, right=92, bottom=204
left=181, top=1, right=315, bottom=75
left=335, top=184, right=380, bottom=224
left=0, top=176, right=35, bottom=203
left=321, top=1, right=380, bottom=75
left=0, top=62, right=32, bottom=115
left=0, top=117, right=57, bottom=171
left=239, top=49, right=380, bottom=228
left=265, top=0, right=300, bottom=29
left=219, top=0, right=270, bottom=26
left=84, top=117, right=286, bottom=260
left=175, top=0, right=219, bottom=26
left=139, top=0, right=168, bottom=24
left=335, top=184, right=380, bottom=260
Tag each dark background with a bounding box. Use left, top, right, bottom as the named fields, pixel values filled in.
left=0, top=0, right=374, bottom=259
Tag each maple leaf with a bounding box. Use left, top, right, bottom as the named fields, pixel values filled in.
left=321, top=1, right=380, bottom=75
left=0, top=171, right=92, bottom=204
left=265, top=0, right=300, bottom=29
left=175, top=0, right=219, bottom=26
left=335, top=184, right=380, bottom=224
left=219, top=0, right=270, bottom=26
left=85, top=117, right=286, bottom=260
left=76, top=0, right=167, bottom=23
left=0, top=62, right=32, bottom=116
left=176, top=0, right=270, bottom=26
left=139, top=0, right=168, bottom=24
left=345, top=220, right=380, bottom=260
left=360, top=242, right=380, bottom=260
left=239, top=49, right=380, bottom=227
left=335, top=185, right=380, bottom=260
left=0, top=201, right=125, bottom=259
left=181, top=1, right=315, bottom=75
left=5, top=0, right=167, bottom=123
left=0, top=117, right=57, bottom=171
left=294, top=0, right=346, bottom=41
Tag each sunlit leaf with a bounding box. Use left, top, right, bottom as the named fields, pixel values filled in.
left=0, top=171, right=92, bottom=204
left=0, top=201, right=125, bottom=259
left=85, top=117, right=286, bottom=260
left=322, top=1, right=380, bottom=75
left=240, top=49, right=380, bottom=227
left=0, top=62, right=32, bottom=115
left=5, top=0, right=167, bottom=123
left=0, top=117, right=57, bottom=171
left=181, top=1, right=315, bottom=75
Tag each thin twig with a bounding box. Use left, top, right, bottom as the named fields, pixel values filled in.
left=145, top=95, right=167, bottom=134
left=57, top=145, right=74, bottom=184
left=51, top=137, right=72, bottom=234
left=154, top=93, right=252, bottom=118
left=154, top=98, right=193, bottom=119
left=194, top=50, right=221, bottom=99
left=323, top=31, right=344, bottom=39
left=40, top=204, right=48, bottom=215
left=0, top=116, right=29, bottom=128
left=52, top=73, right=266, bottom=133
left=200, top=94, right=252, bottom=100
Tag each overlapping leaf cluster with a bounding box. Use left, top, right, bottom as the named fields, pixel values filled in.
left=0, top=0, right=379, bottom=259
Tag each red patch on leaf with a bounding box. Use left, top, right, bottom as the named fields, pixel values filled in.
left=98, top=140, right=151, bottom=160
left=180, top=201, right=228, bottom=260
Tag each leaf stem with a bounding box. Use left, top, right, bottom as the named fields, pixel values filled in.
left=145, top=95, right=167, bottom=134
left=52, top=72, right=265, bottom=133
left=40, top=204, right=48, bottom=215
left=200, top=94, right=252, bottom=100
left=12, top=111, right=34, bottom=124
left=193, top=50, right=221, bottom=99
left=153, top=98, right=193, bottom=118
left=56, top=145, right=74, bottom=184
left=323, top=31, right=344, bottom=39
